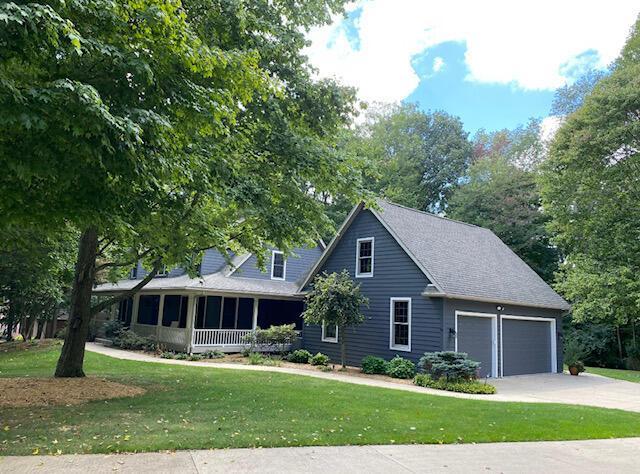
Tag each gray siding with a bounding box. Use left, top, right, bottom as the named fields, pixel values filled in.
left=200, top=249, right=233, bottom=275
left=302, top=210, right=442, bottom=366
left=231, top=245, right=323, bottom=284
left=442, top=298, right=563, bottom=375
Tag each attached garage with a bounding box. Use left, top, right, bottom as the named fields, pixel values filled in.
left=500, top=315, right=557, bottom=376
left=455, top=312, right=498, bottom=378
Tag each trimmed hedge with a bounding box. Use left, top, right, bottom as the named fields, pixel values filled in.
left=385, top=356, right=416, bottom=379
left=287, top=349, right=312, bottom=364
left=361, top=355, right=388, bottom=375
left=414, top=374, right=496, bottom=394
left=310, top=352, right=330, bottom=366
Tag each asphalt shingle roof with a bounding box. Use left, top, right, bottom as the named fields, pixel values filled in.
left=375, top=200, right=570, bottom=310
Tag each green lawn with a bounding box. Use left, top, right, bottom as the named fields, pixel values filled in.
left=2, top=344, right=640, bottom=456
left=587, top=366, right=640, bottom=384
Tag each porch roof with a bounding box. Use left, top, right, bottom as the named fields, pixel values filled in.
left=93, top=273, right=302, bottom=298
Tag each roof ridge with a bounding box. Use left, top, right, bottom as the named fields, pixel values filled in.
left=377, top=199, right=484, bottom=230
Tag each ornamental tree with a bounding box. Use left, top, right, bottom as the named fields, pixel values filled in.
left=0, top=0, right=364, bottom=377
left=302, top=271, right=369, bottom=368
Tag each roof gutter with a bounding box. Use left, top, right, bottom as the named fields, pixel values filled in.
left=421, top=290, right=571, bottom=312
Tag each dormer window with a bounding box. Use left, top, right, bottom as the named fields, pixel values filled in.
left=271, top=250, right=286, bottom=280
left=356, top=237, right=374, bottom=277
left=129, top=266, right=138, bottom=279
left=156, top=265, right=168, bottom=277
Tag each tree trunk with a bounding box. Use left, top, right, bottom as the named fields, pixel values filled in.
left=616, top=325, right=624, bottom=363
left=55, top=227, right=98, bottom=378
left=340, top=326, right=347, bottom=368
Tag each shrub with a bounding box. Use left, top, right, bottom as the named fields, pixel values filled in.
left=54, top=327, right=66, bottom=339
left=310, top=352, right=330, bottom=366
left=202, top=350, right=225, bottom=359
left=243, top=324, right=298, bottom=354
left=247, top=352, right=281, bottom=366
left=103, top=320, right=124, bottom=339
left=385, top=356, right=416, bottom=379
left=564, top=339, right=587, bottom=372
left=418, top=351, right=479, bottom=382
left=112, top=330, right=157, bottom=351
left=160, top=351, right=175, bottom=359
left=174, top=352, right=189, bottom=360
left=414, top=374, right=496, bottom=394
left=188, top=354, right=204, bottom=361
left=361, top=355, right=388, bottom=374
left=287, top=349, right=312, bottom=363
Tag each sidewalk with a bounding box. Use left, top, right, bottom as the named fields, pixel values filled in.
left=3, top=438, right=640, bottom=473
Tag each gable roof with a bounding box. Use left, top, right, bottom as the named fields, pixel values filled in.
left=301, top=200, right=570, bottom=311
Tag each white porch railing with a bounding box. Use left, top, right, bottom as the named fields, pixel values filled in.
left=192, top=329, right=253, bottom=347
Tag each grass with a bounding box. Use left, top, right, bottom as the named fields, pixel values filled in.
left=587, top=366, right=640, bottom=384
left=2, top=344, right=640, bottom=456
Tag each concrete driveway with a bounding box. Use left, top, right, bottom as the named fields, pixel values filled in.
left=490, top=372, right=640, bottom=412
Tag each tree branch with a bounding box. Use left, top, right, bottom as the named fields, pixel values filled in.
left=94, top=248, right=154, bottom=272
left=90, top=260, right=161, bottom=316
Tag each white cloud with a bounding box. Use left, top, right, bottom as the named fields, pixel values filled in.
left=432, top=56, right=445, bottom=73
left=305, top=1, right=640, bottom=103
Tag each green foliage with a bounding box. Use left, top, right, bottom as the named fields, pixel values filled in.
left=539, top=18, right=640, bottom=365
left=244, top=324, right=298, bottom=354
left=414, top=374, right=496, bottom=394
left=361, top=355, right=388, bottom=375
left=385, top=356, right=416, bottom=379
left=448, top=156, right=558, bottom=282
left=551, top=69, right=608, bottom=116
left=112, top=330, right=156, bottom=352
left=160, top=352, right=175, bottom=359
left=103, top=320, right=124, bottom=340
left=201, top=350, right=224, bottom=360
left=174, top=352, right=189, bottom=360
left=564, top=339, right=588, bottom=368
left=286, top=349, right=312, bottom=364
left=247, top=352, right=281, bottom=366
left=344, top=103, right=472, bottom=212
left=310, top=352, right=330, bottom=366
left=417, top=351, right=480, bottom=382
left=303, top=271, right=368, bottom=367
left=188, top=354, right=204, bottom=361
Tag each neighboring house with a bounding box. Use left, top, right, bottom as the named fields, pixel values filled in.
left=94, top=199, right=570, bottom=377
left=94, top=245, right=323, bottom=353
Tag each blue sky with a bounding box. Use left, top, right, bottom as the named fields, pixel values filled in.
left=305, top=1, right=639, bottom=133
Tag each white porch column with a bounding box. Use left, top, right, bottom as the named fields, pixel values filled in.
left=186, top=295, right=197, bottom=352
left=252, top=297, right=259, bottom=329
left=156, top=294, right=165, bottom=340
left=131, top=294, right=141, bottom=326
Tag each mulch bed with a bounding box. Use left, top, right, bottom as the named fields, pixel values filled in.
left=0, top=377, right=145, bottom=408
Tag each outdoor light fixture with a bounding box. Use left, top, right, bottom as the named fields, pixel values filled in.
left=449, top=328, right=456, bottom=336
left=496, top=305, right=504, bottom=311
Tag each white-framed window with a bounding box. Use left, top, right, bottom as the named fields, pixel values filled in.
left=389, top=297, right=411, bottom=351
left=155, top=265, right=168, bottom=277
left=355, top=237, right=374, bottom=278
left=271, top=250, right=286, bottom=280
left=321, top=321, right=338, bottom=343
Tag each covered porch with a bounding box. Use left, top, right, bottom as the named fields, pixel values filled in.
left=109, top=291, right=303, bottom=353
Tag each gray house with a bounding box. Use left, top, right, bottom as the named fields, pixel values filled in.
left=301, top=200, right=570, bottom=377
left=95, top=199, right=569, bottom=377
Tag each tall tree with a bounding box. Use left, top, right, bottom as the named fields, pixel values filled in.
left=348, top=103, right=472, bottom=213
left=539, top=16, right=640, bottom=362
left=447, top=157, right=558, bottom=282
left=551, top=69, right=608, bottom=116
left=1, top=0, right=363, bottom=376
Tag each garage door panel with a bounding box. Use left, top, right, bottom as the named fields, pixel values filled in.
left=502, top=318, right=552, bottom=376
left=457, top=315, right=494, bottom=378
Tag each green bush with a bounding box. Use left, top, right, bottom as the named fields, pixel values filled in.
left=202, top=350, right=225, bottom=359
left=310, top=352, right=330, bottom=366
left=385, top=356, right=416, bottom=379
left=188, top=354, right=204, bottom=361
left=414, top=374, right=496, bottom=394
left=160, top=351, right=175, bottom=359
left=287, top=349, right=312, bottom=363
left=103, top=320, right=124, bottom=339
left=247, top=352, right=281, bottom=366
left=174, top=352, right=189, bottom=360
left=418, top=351, right=480, bottom=382
left=112, top=330, right=157, bottom=351
left=243, top=324, right=298, bottom=354
left=361, top=355, right=388, bottom=374
left=564, top=339, right=587, bottom=373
